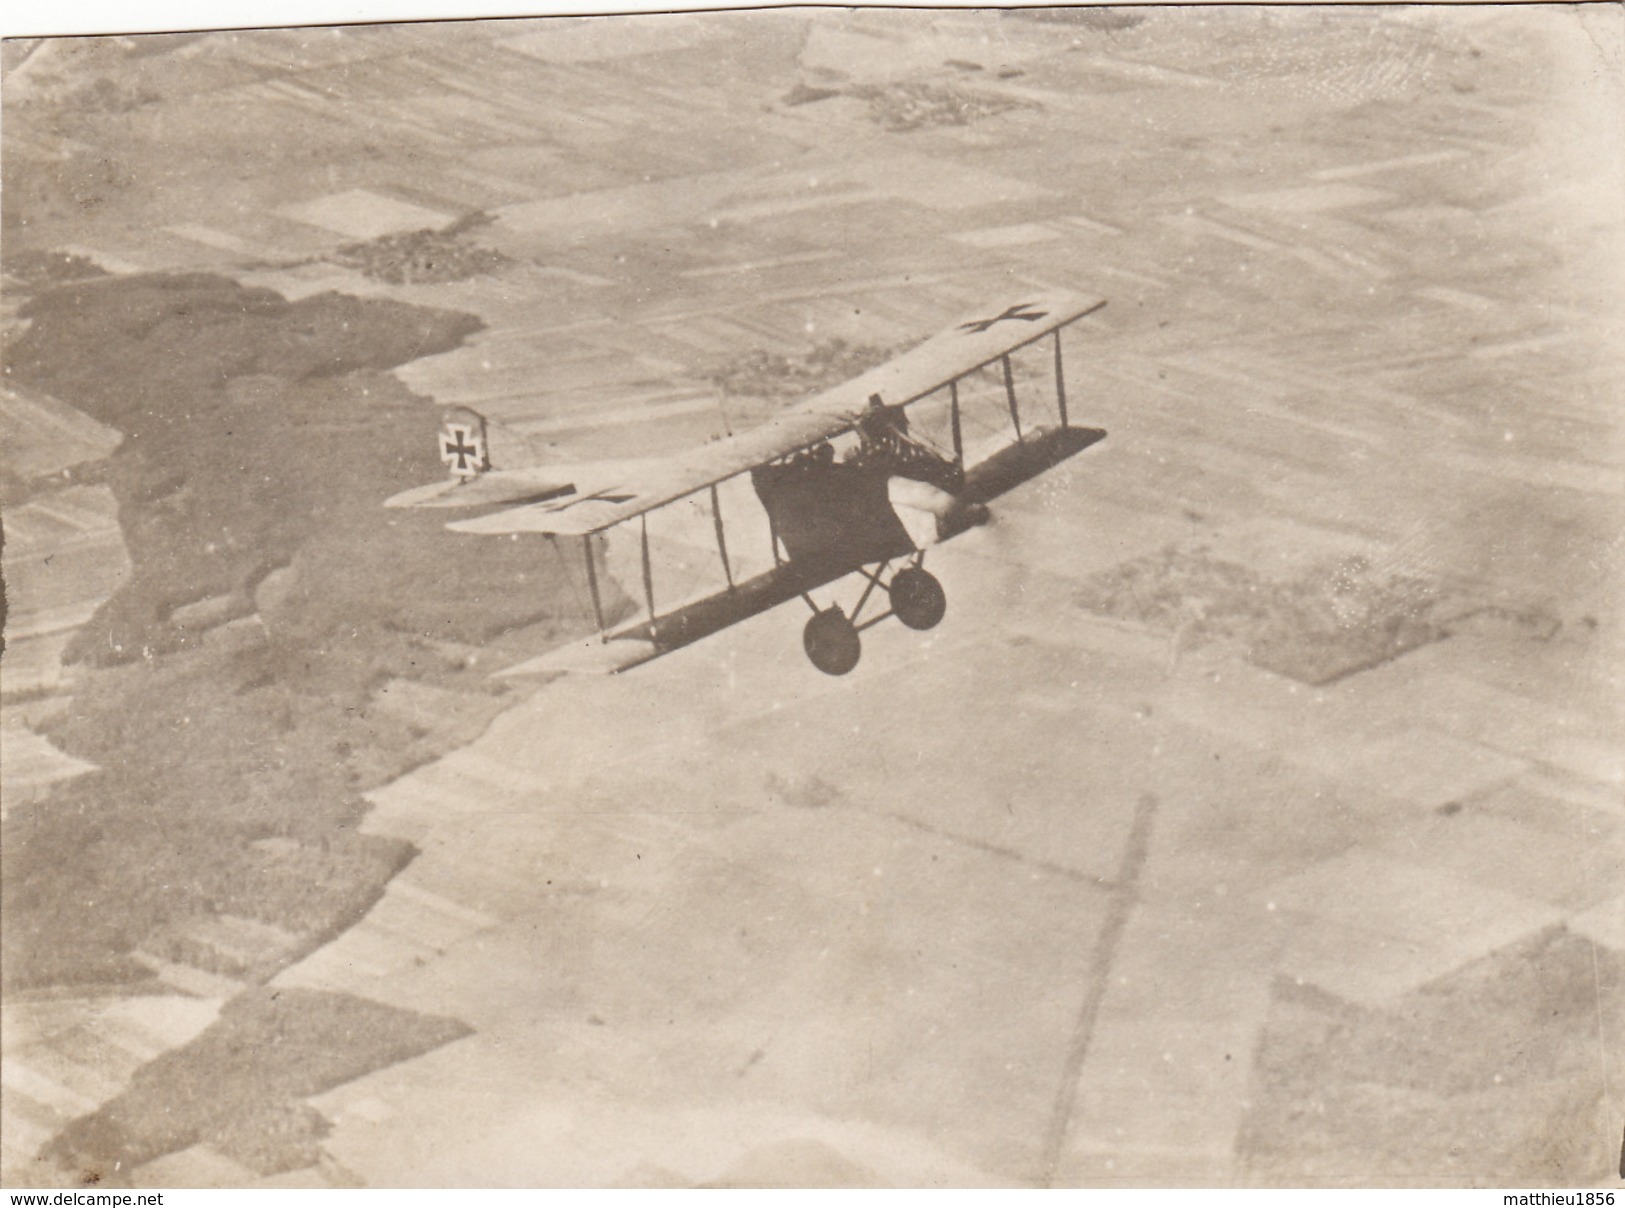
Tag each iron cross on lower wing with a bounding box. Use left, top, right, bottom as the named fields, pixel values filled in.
left=958, top=302, right=1048, bottom=335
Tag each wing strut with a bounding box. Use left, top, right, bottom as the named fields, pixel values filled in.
left=639, top=513, right=657, bottom=626
left=1054, top=328, right=1069, bottom=430
left=1002, top=354, right=1024, bottom=444
left=949, top=379, right=964, bottom=465
left=581, top=535, right=607, bottom=638
left=710, top=483, right=734, bottom=589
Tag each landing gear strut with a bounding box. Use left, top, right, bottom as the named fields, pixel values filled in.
left=803, top=608, right=861, bottom=676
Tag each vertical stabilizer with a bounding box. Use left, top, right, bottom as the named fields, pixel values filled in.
left=437, top=407, right=554, bottom=479
left=439, top=407, right=490, bottom=479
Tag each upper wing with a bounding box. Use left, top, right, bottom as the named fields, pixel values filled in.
left=444, top=408, right=847, bottom=536
left=805, top=290, right=1104, bottom=416
left=449, top=289, right=1105, bottom=538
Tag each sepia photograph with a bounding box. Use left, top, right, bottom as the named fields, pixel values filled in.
left=1, top=1, right=1621, bottom=1190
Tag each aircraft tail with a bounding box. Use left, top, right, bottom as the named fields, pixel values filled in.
left=387, top=406, right=661, bottom=511
left=436, top=405, right=552, bottom=480
left=386, top=406, right=571, bottom=509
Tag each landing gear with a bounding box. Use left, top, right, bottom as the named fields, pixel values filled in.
left=889, top=567, right=946, bottom=630
left=799, top=558, right=947, bottom=671
left=803, top=608, right=861, bottom=676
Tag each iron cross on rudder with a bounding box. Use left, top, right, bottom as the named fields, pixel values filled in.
left=439, top=422, right=488, bottom=479
left=959, top=302, right=1048, bottom=335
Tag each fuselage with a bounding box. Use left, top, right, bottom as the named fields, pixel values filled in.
left=750, top=442, right=965, bottom=569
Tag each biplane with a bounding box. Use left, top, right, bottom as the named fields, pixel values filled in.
left=387, top=291, right=1108, bottom=675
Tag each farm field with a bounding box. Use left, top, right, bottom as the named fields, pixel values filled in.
left=2, top=6, right=1621, bottom=1187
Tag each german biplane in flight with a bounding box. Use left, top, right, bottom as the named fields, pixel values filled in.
left=387, top=291, right=1107, bottom=675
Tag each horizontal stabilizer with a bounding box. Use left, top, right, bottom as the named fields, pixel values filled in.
left=385, top=470, right=576, bottom=510
left=388, top=457, right=665, bottom=512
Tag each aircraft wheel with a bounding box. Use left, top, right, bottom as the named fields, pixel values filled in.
left=890, top=567, right=946, bottom=631
left=803, top=609, right=861, bottom=675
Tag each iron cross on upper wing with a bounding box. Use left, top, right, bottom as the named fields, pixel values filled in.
left=958, top=302, right=1048, bottom=335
